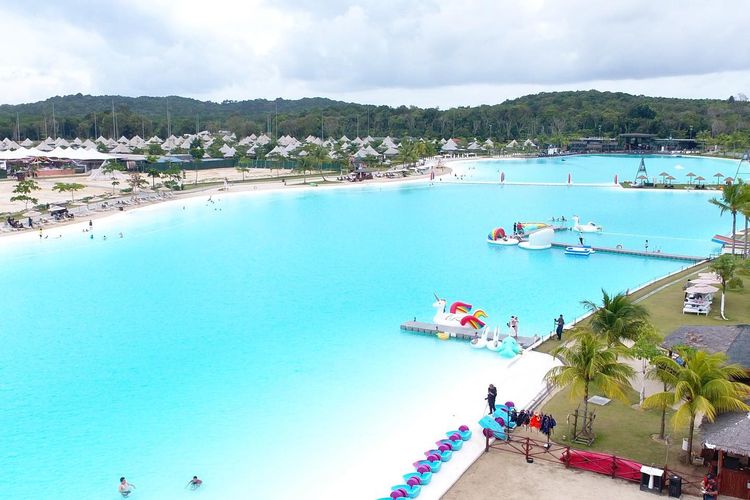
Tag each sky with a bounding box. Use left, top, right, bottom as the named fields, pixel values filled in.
left=1, top=0, right=750, bottom=109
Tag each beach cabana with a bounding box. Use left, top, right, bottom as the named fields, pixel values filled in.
left=702, top=412, right=750, bottom=499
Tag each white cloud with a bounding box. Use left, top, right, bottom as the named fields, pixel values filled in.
left=0, top=0, right=749, bottom=107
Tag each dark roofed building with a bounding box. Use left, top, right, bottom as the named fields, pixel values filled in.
left=702, top=411, right=750, bottom=498
left=661, top=325, right=750, bottom=370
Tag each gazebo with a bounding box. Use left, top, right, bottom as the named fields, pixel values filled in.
left=702, top=412, right=750, bottom=498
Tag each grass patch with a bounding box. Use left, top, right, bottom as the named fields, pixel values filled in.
left=533, top=262, right=750, bottom=354
left=637, top=272, right=749, bottom=337
left=542, top=386, right=686, bottom=467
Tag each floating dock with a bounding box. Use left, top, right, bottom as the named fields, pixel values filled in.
left=400, top=321, right=539, bottom=348
left=550, top=242, right=704, bottom=262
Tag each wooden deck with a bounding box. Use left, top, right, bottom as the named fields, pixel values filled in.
left=400, top=321, right=539, bottom=348
left=549, top=242, right=705, bottom=262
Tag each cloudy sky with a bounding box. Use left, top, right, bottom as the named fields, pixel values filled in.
left=2, top=0, right=750, bottom=108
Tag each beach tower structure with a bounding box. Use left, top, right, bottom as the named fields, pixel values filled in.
left=634, top=157, right=648, bottom=185
left=735, top=151, right=750, bottom=183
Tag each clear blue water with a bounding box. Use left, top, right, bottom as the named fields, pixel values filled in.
left=454, top=154, right=742, bottom=185
left=0, top=158, right=731, bottom=499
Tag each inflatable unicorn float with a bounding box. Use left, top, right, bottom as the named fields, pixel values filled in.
left=432, top=295, right=487, bottom=329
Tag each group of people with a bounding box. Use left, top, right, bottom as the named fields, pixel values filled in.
left=119, top=475, right=202, bottom=497
left=5, top=216, right=28, bottom=229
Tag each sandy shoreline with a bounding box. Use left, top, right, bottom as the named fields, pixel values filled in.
left=0, top=160, right=458, bottom=241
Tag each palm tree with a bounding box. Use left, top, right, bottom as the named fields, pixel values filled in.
left=709, top=181, right=745, bottom=255
left=645, top=355, right=679, bottom=440
left=545, top=331, right=635, bottom=439
left=642, top=347, right=750, bottom=463
left=582, top=289, right=649, bottom=347
left=738, top=182, right=750, bottom=258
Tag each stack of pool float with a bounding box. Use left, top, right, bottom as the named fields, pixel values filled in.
left=479, top=401, right=516, bottom=440
left=378, top=425, right=472, bottom=499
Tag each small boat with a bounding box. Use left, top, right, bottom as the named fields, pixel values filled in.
left=436, top=331, right=450, bottom=340
left=564, top=246, right=595, bottom=256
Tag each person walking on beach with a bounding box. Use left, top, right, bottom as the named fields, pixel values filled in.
left=118, top=477, right=135, bottom=497
left=486, top=384, right=497, bottom=414
left=89, top=219, right=93, bottom=229
left=510, top=316, right=519, bottom=337
left=186, top=475, right=203, bottom=490
left=555, top=315, right=565, bottom=341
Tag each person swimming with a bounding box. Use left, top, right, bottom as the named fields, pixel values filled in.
left=118, top=477, right=135, bottom=497
left=186, top=475, right=203, bottom=490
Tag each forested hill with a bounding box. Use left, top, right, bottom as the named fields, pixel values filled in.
left=1, top=91, right=748, bottom=145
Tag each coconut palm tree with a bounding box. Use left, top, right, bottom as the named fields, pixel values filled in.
left=581, top=289, right=649, bottom=347
left=642, top=347, right=750, bottom=463
left=545, top=331, right=634, bottom=439
left=645, top=355, right=679, bottom=440
left=739, top=182, right=750, bottom=258
left=709, top=181, right=745, bottom=255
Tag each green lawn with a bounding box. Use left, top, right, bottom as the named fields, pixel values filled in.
left=533, top=261, right=750, bottom=468
left=636, top=269, right=750, bottom=337
left=542, top=386, right=686, bottom=467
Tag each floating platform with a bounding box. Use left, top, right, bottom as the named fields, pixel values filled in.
left=550, top=242, right=704, bottom=261
left=400, top=321, right=539, bottom=348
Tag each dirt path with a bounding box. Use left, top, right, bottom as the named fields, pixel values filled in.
left=442, top=449, right=657, bottom=500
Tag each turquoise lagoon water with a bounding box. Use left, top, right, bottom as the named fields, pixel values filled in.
left=454, top=154, right=742, bottom=185
left=0, top=158, right=730, bottom=499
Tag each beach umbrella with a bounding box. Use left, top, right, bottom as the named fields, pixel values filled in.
left=689, top=278, right=721, bottom=286
left=725, top=177, right=734, bottom=185
left=713, top=172, right=724, bottom=185
left=685, top=172, right=696, bottom=184
left=695, top=176, right=705, bottom=186
left=666, top=175, right=676, bottom=184
left=685, top=284, right=719, bottom=294
left=659, top=171, right=670, bottom=184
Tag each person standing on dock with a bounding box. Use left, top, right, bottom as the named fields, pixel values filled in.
left=510, top=316, right=519, bottom=337
left=645, top=240, right=649, bottom=252
left=555, top=315, right=564, bottom=341
left=486, top=384, right=497, bottom=414
left=578, top=235, right=584, bottom=246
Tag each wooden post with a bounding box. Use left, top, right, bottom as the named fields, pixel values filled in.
left=572, top=409, right=578, bottom=440
left=717, top=449, right=723, bottom=492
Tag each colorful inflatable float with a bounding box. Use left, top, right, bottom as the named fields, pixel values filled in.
left=487, top=227, right=519, bottom=246
left=432, top=297, right=487, bottom=329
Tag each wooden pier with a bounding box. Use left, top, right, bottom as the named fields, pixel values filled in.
left=550, top=242, right=704, bottom=262
left=400, top=321, right=539, bottom=348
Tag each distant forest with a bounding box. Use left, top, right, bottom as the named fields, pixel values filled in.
left=1, top=91, right=749, bottom=148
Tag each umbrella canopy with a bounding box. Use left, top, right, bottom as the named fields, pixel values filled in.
left=714, top=172, right=725, bottom=184
left=698, top=272, right=720, bottom=279
left=686, top=172, right=696, bottom=184
left=688, top=278, right=721, bottom=286
left=686, top=285, right=719, bottom=294
left=695, top=176, right=705, bottom=184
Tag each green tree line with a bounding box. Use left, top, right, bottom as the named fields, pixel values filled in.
left=1, top=91, right=749, bottom=147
